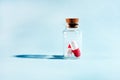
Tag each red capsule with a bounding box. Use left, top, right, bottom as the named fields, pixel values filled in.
left=72, top=48, right=81, bottom=57
left=68, top=44, right=71, bottom=48
left=70, top=41, right=81, bottom=57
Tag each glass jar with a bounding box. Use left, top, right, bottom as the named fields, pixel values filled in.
left=63, top=18, right=82, bottom=59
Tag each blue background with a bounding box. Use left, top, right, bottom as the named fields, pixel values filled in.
left=0, top=0, right=120, bottom=80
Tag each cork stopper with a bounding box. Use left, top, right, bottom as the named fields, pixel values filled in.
left=66, top=18, right=79, bottom=28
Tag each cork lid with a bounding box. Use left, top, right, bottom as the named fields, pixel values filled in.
left=66, top=18, right=79, bottom=28
left=66, top=18, right=79, bottom=24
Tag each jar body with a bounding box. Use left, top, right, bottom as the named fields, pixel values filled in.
left=63, top=28, right=82, bottom=59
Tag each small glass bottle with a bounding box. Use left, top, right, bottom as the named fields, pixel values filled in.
left=63, top=18, right=82, bottom=59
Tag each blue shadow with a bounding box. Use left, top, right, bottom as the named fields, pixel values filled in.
left=14, top=54, right=65, bottom=60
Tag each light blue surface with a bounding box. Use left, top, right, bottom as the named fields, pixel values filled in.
left=0, top=0, right=120, bottom=80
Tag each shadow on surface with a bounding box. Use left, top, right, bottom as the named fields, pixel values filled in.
left=14, top=54, right=65, bottom=60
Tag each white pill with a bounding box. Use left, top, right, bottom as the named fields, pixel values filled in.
left=70, top=40, right=79, bottom=50
left=67, top=48, right=73, bottom=56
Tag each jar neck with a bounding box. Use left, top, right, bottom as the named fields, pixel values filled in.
left=66, top=27, right=79, bottom=31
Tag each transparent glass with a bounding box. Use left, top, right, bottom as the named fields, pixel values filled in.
left=63, top=27, right=82, bottom=59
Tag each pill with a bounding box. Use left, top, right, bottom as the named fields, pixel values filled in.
left=67, top=44, right=72, bottom=56
left=68, top=44, right=71, bottom=48
left=72, top=48, right=80, bottom=57
left=70, top=41, right=81, bottom=57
